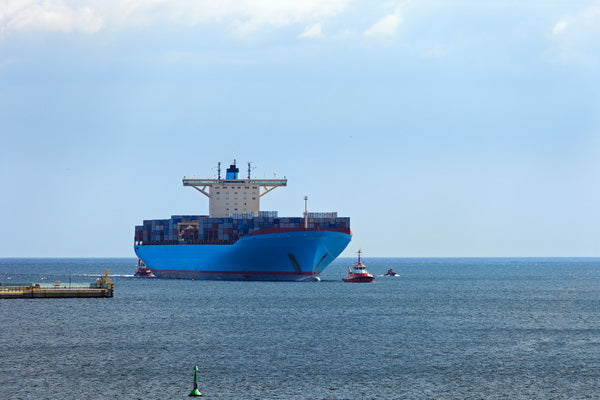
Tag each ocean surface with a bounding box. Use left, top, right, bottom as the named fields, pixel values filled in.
left=0, top=257, right=598, bottom=400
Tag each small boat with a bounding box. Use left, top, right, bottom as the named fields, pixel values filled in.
left=383, top=268, right=398, bottom=276
left=134, top=259, right=154, bottom=277
left=342, top=250, right=374, bottom=283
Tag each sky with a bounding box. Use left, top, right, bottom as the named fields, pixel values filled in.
left=1, top=0, right=600, bottom=257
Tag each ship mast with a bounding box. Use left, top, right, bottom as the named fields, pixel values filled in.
left=304, top=196, right=308, bottom=229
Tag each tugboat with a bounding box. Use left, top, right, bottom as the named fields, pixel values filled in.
left=342, top=250, right=374, bottom=283
left=383, top=268, right=398, bottom=276
left=134, top=259, right=153, bottom=277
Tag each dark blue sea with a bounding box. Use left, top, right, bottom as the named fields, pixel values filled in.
left=0, top=258, right=598, bottom=400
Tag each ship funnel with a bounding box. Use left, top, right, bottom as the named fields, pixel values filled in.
left=226, top=161, right=239, bottom=179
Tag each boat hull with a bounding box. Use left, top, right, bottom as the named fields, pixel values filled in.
left=134, top=230, right=352, bottom=281
left=133, top=268, right=153, bottom=277
left=342, top=275, right=375, bottom=283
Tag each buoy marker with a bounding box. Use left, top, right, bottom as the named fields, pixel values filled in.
left=188, top=365, right=202, bottom=397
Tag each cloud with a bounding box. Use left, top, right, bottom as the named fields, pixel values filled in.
left=363, top=1, right=410, bottom=40
left=549, top=1, right=600, bottom=66
left=364, top=13, right=401, bottom=38
left=298, top=23, right=323, bottom=39
left=552, top=20, right=568, bottom=36
left=2, top=0, right=103, bottom=35
left=1, top=0, right=350, bottom=37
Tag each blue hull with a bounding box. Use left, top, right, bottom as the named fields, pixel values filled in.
left=134, top=230, right=352, bottom=281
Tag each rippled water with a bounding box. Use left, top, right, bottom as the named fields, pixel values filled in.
left=0, top=258, right=598, bottom=399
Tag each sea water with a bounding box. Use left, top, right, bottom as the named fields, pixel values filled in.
left=0, top=258, right=598, bottom=400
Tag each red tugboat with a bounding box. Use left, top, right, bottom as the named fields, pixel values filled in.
left=342, top=250, right=374, bottom=283
left=134, top=259, right=154, bottom=277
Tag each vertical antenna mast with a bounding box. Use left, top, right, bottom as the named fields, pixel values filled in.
left=247, top=162, right=251, bottom=179
left=217, top=162, right=221, bottom=180
left=304, top=196, right=308, bottom=229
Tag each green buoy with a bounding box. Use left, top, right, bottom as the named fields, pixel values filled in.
left=188, top=365, right=202, bottom=397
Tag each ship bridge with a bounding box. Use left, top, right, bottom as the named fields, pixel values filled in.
left=183, top=161, right=287, bottom=218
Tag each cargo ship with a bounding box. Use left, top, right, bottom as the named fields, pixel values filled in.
left=134, top=161, right=352, bottom=281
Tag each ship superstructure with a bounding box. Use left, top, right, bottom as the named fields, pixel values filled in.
left=134, top=161, right=352, bottom=281
left=183, top=161, right=287, bottom=218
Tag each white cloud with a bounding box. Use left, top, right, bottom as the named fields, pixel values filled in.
left=2, top=0, right=103, bottom=35
left=231, top=0, right=347, bottom=36
left=549, top=1, right=600, bottom=66
left=298, top=23, right=323, bottom=39
left=364, top=13, right=401, bottom=38
left=0, top=0, right=350, bottom=37
left=552, top=20, right=568, bottom=36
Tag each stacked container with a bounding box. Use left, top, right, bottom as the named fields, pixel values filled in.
left=135, top=212, right=350, bottom=245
